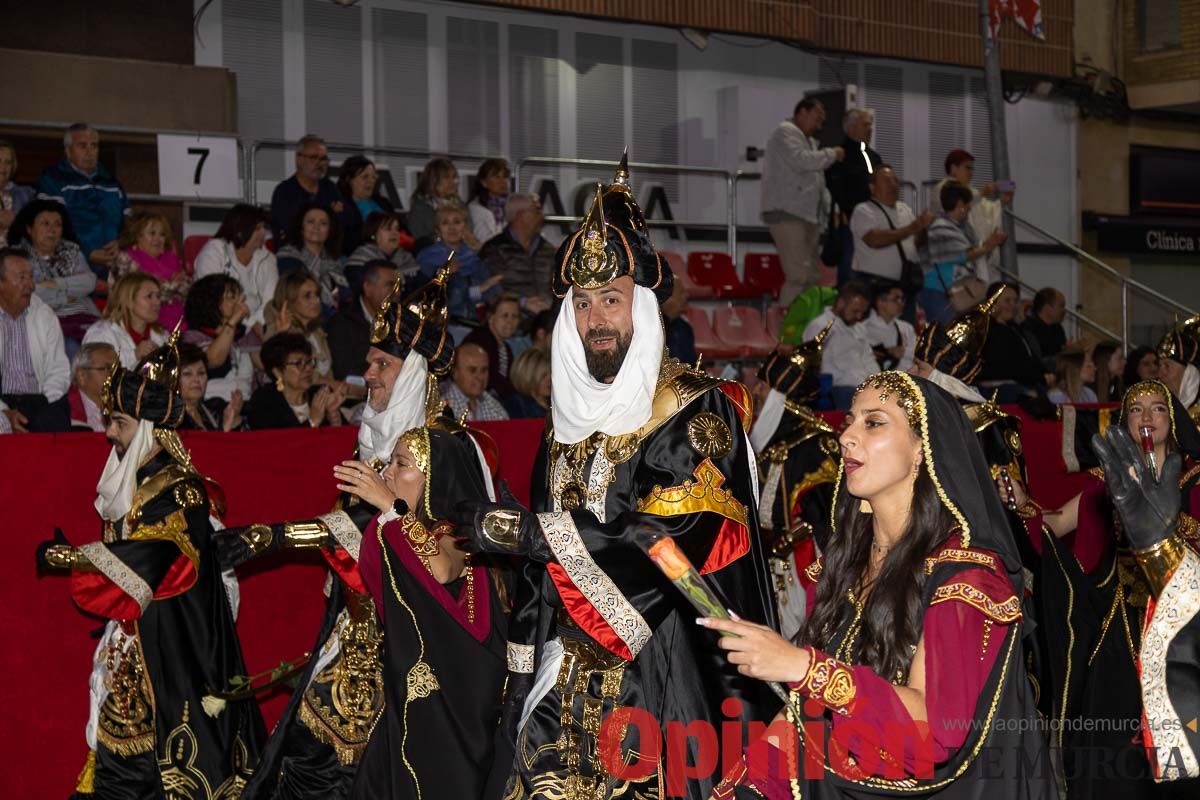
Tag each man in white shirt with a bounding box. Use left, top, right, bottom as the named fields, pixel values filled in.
left=850, top=165, right=932, bottom=321
left=761, top=97, right=845, bottom=306
left=0, top=248, right=71, bottom=432
left=862, top=283, right=915, bottom=372
left=801, top=279, right=878, bottom=407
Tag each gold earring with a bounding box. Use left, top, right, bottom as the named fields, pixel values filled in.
left=859, top=498, right=873, bottom=513
left=275, top=374, right=284, bottom=392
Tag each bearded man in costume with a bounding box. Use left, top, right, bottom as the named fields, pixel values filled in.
left=454, top=157, right=778, bottom=799
left=213, top=263, right=497, bottom=800
left=1158, top=314, right=1200, bottom=426
left=38, top=331, right=265, bottom=798
left=750, top=324, right=838, bottom=640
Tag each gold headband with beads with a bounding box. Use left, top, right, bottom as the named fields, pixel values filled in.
left=397, top=426, right=433, bottom=519
left=854, top=371, right=920, bottom=430
left=1122, top=380, right=1176, bottom=437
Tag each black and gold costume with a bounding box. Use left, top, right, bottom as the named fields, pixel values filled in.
left=39, top=334, right=265, bottom=799
left=1157, top=315, right=1200, bottom=426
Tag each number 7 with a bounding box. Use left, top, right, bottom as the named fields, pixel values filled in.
left=187, top=147, right=211, bottom=185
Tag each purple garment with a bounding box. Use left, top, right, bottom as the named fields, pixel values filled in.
left=0, top=306, right=39, bottom=394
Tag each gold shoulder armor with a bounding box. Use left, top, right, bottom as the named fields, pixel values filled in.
left=128, top=464, right=199, bottom=529
left=603, top=357, right=725, bottom=464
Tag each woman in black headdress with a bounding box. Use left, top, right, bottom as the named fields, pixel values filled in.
left=332, top=426, right=507, bottom=799
left=702, top=371, right=1054, bottom=799
left=1007, top=380, right=1200, bottom=799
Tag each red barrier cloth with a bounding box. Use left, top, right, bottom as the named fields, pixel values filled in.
left=0, top=409, right=1087, bottom=795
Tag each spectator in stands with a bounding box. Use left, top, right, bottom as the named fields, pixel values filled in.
left=182, top=274, right=255, bottom=402
left=527, top=308, right=555, bottom=350
left=193, top=203, right=278, bottom=334
left=462, top=293, right=520, bottom=397
left=264, top=272, right=360, bottom=400
left=862, top=282, right=915, bottom=371
left=112, top=210, right=188, bottom=330
left=337, top=154, right=396, bottom=256
left=327, top=259, right=397, bottom=382
left=0, top=141, right=34, bottom=245
left=0, top=248, right=70, bottom=433
left=850, top=165, right=932, bottom=321
left=408, top=158, right=475, bottom=250
left=761, top=96, right=844, bottom=306
left=504, top=345, right=551, bottom=419
left=276, top=204, right=344, bottom=308
left=979, top=281, right=1046, bottom=401
left=440, top=341, right=508, bottom=421
left=921, top=183, right=1007, bottom=324
left=935, top=150, right=1008, bottom=282
left=1047, top=346, right=1097, bottom=404
left=269, top=134, right=343, bottom=247
left=1123, top=345, right=1158, bottom=387
left=66, top=341, right=117, bottom=431
left=247, top=332, right=346, bottom=429
left=82, top=273, right=166, bottom=368
left=13, top=198, right=98, bottom=345
left=661, top=275, right=695, bottom=365
left=176, top=342, right=242, bottom=431
left=801, top=279, right=877, bottom=407
left=478, top=193, right=554, bottom=313
left=343, top=211, right=416, bottom=296
left=35, top=123, right=129, bottom=277
left=826, top=108, right=882, bottom=285
left=1019, top=287, right=1067, bottom=372
left=417, top=204, right=501, bottom=323
left=1091, top=340, right=1125, bottom=402
left=467, top=158, right=512, bottom=243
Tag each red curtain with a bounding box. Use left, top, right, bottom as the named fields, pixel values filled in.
left=0, top=411, right=1086, bottom=796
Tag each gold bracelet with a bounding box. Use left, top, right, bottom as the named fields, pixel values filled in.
left=1134, top=533, right=1187, bottom=600
left=282, top=520, right=328, bottom=548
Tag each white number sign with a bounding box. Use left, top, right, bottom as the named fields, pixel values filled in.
left=157, top=134, right=240, bottom=199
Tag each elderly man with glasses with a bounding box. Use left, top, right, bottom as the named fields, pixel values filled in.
left=269, top=134, right=345, bottom=247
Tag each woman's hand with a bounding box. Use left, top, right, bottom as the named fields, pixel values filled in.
left=309, top=385, right=332, bottom=425
left=907, top=359, right=933, bottom=379
left=334, top=460, right=395, bottom=512
left=698, top=617, right=810, bottom=683
left=229, top=295, right=250, bottom=327
left=324, top=383, right=348, bottom=424
left=480, top=273, right=505, bottom=292
left=463, top=230, right=481, bottom=250
left=135, top=338, right=157, bottom=360
left=223, top=390, right=244, bottom=431
left=524, top=295, right=552, bottom=314
left=275, top=300, right=292, bottom=332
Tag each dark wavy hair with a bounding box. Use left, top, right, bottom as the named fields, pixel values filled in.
left=260, top=332, right=312, bottom=376
left=184, top=274, right=242, bottom=330
left=215, top=203, right=270, bottom=249
left=286, top=203, right=342, bottom=258
left=800, top=467, right=956, bottom=683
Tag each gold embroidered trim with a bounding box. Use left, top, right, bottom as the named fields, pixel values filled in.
left=924, top=548, right=997, bottom=575
left=804, top=558, right=823, bottom=583
left=96, top=628, right=156, bottom=756
left=636, top=458, right=748, bottom=528
left=1140, top=547, right=1200, bottom=780
left=929, top=582, right=1021, bottom=623
left=129, top=509, right=199, bottom=568
left=320, top=510, right=362, bottom=563
left=79, top=542, right=154, bottom=612
left=795, top=646, right=857, bottom=714
left=507, top=641, right=535, bottom=674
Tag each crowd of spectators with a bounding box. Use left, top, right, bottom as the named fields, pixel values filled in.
left=0, top=127, right=575, bottom=434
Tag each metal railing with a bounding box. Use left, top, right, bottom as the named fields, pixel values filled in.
left=1005, top=209, right=1196, bottom=348
left=993, top=265, right=1123, bottom=344
left=515, top=156, right=737, bottom=260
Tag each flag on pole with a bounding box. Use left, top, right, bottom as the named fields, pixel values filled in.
left=989, top=0, right=1046, bottom=41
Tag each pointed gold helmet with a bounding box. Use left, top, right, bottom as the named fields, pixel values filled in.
left=1156, top=314, right=1200, bottom=368
left=914, top=285, right=1006, bottom=383
left=758, top=321, right=832, bottom=405
left=369, top=254, right=456, bottom=374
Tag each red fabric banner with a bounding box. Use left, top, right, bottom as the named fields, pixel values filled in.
left=0, top=410, right=1086, bottom=795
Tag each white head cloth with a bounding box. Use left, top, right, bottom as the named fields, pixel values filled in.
left=749, top=388, right=786, bottom=454
left=357, top=353, right=429, bottom=463
left=1180, top=364, right=1199, bottom=409
left=94, top=419, right=156, bottom=522
left=927, top=367, right=987, bottom=404
left=550, top=284, right=664, bottom=444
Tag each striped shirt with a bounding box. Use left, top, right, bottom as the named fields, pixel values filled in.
left=0, top=306, right=40, bottom=395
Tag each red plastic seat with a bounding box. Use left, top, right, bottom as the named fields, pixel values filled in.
left=744, top=253, right=784, bottom=299
left=686, top=251, right=757, bottom=298
left=685, top=306, right=738, bottom=360
left=183, top=235, right=212, bottom=275
left=265, top=237, right=276, bottom=253
left=766, top=306, right=786, bottom=341
left=713, top=306, right=776, bottom=358
left=660, top=250, right=713, bottom=299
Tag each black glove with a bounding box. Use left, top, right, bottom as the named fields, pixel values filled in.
left=36, top=527, right=72, bottom=577
left=212, top=523, right=282, bottom=569
left=449, top=481, right=551, bottom=562
left=1091, top=426, right=1181, bottom=551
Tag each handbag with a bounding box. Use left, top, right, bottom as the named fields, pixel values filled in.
left=933, top=260, right=987, bottom=312
left=869, top=201, right=922, bottom=293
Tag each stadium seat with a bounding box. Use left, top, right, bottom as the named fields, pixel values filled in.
left=713, top=306, right=776, bottom=358
left=766, top=305, right=786, bottom=341
left=744, top=253, right=784, bottom=299
left=660, top=250, right=713, bottom=299
left=686, top=251, right=756, bottom=298
left=685, top=306, right=738, bottom=360
left=183, top=235, right=211, bottom=275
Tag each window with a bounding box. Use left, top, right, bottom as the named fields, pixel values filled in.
left=1139, top=0, right=1181, bottom=53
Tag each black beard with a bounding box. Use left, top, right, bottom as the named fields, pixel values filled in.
left=583, top=328, right=632, bottom=382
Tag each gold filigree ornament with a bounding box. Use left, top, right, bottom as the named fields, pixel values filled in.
left=560, top=482, right=587, bottom=511
left=687, top=411, right=733, bottom=459
left=854, top=371, right=920, bottom=430
left=482, top=508, right=522, bottom=548
left=406, top=660, right=440, bottom=699
left=567, top=185, right=619, bottom=290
